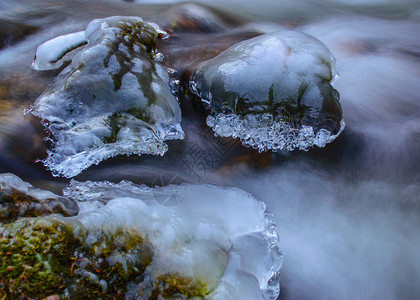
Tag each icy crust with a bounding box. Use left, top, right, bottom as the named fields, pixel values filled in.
left=32, top=31, right=87, bottom=71
left=207, top=113, right=345, bottom=152
left=190, top=30, right=344, bottom=151
left=64, top=180, right=283, bottom=299
left=30, top=16, right=184, bottom=178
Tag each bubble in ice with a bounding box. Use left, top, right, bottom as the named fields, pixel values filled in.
left=190, top=30, right=344, bottom=152
left=29, top=16, right=184, bottom=178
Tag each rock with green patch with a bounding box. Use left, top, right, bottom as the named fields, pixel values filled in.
left=64, top=180, right=283, bottom=299
left=0, top=179, right=283, bottom=299
left=0, top=217, right=154, bottom=299
left=0, top=173, right=78, bottom=224
left=190, top=30, right=344, bottom=152
left=30, top=16, right=184, bottom=178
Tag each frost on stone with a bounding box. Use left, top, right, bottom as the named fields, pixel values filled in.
left=62, top=180, right=283, bottom=299
left=190, top=30, right=344, bottom=152
left=29, top=16, right=184, bottom=178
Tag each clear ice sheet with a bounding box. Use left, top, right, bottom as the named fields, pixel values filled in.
left=190, top=30, right=344, bottom=151
left=29, top=16, right=184, bottom=178
left=64, top=180, right=283, bottom=299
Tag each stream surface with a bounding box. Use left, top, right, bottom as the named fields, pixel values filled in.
left=1, top=0, right=420, bottom=299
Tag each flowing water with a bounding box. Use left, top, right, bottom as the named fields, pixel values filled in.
left=1, top=0, right=420, bottom=299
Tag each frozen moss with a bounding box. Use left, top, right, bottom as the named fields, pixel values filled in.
left=0, top=218, right=153, bottom=299
left=154, top=273, right=209, bottom=298
left=0, top=216, right=210, bottom=299
left=0, top=218, right=78, bottom=298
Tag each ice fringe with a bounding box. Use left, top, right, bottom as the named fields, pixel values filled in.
left=207, top=113, right=345, bottom=152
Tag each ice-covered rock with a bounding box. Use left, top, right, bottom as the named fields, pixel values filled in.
left=0, top=173, right=78, bottom=223
left=190, top=31, right=344, bottom=152
left=59, top=180, right=280, bottom=299
left=0, top=179, right=282, bottom=299
left=29, top=16, right=184, bottom=177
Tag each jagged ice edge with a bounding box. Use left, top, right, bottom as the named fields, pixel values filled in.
left=42, top=139, right=168, bottom=178
left=206, top=113, right=345, bottom=152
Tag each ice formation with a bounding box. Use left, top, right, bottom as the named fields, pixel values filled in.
left=29, top=16, right=184, bottom=177
left=63, top=180, right=283, bottom=299
left=0, top=176, right=283, bottom=299
left=190, top=31, right=344, bottom=152
left=32, top=31, right=86, bottom=70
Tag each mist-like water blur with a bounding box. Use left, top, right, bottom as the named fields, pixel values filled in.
left=233, top=165, right=420, bottom=300
left=1, top=0, right=420, bottom=299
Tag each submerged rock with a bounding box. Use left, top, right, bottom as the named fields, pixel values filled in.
left=190, top=31, right=344, bottom=152
left=0, top=179, right=283, bottom=299
left=0, top=173, right=78, bottom=223
left=0, top=19, right=37, bottom=49
left=30, top=16, right=184, bottom=178
left=161, top=3, right=230, bottom=33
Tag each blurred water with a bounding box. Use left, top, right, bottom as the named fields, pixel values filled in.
left=0, top=0, right=420, bottom=299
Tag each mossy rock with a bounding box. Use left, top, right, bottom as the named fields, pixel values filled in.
left=0, top=217, right=154, bottom=299
left=153, top=273, right=210, bottom=298
left=0, top=173, right=78, bottom=224
left=0, top=188, right=75, bottom=224
left=0, top=218, right=77, bottom=298
left=0, top=217, right=210, bottom=299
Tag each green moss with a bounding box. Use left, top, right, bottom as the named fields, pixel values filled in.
left=50, top=40, right=88, bottom=64
left=0, top=218, right=153, bottom=299
left=125, top=107, right=152, bottom=124
left=103, top=108, right=154, bottom=144
left=0, top=218, right=77, bottom=298
left=103, top=112, right=123, bottom=144
left=0, top=210, right=213, bottom=299
left=153, top=273, right=210, bottom=298
left=119, top=22, right=158, bottom=55
left=102, top=21, right=159, bottom=92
